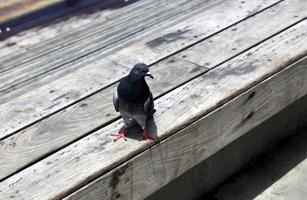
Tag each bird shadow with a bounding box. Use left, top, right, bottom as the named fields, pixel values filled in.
left=124, top=117, right=158, bottom=142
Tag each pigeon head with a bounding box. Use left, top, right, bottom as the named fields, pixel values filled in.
left=129, top=63, right=153, bottom=80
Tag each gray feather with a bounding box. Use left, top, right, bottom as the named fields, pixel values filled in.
left=144, top=92, right=155, bottom=116
left=117, top=95, right=153, bottom=129
left=113, top=91, right=119, bottom=112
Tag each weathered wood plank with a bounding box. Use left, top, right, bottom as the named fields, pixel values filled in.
left=0, top=0, right=300, bottom=180
left=0, top=0, right=195, bottom=103
left=0, top=0, right=151, bottom=56
left=0, top=19, right=306, bottom=200
left=0, top=0, right=278, bottom=139
left=108, top=0, right=283, bottom=67
left=0, top=0, right=173, bottom=64
left=65, top=56, right=307, bottom=200
left=0, top=0, right=200, bottom=71
left=0, top=0, right=212, bottom=101
left=177, top=0, right=307, bottom=67
left=0, top=57, right=208, bottom=180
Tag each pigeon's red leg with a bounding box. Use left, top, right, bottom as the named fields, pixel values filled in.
left=142, top=128, right=154, bottom=142
left=112, top=127, right=127, bottom=142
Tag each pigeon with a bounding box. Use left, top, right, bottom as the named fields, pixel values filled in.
left=112, top=63, right=155, bottom=142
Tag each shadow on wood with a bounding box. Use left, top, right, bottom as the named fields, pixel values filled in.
left=147, top=94, right=307, bottom=200
left=118, top=117, right=158, bottom=141
left=0, top=0, right=139, bottom=40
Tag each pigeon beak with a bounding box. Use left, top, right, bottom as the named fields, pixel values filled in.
left=146, top=72, right=154, bottom=79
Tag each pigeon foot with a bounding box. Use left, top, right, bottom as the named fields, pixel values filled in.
left=142, top=129, right=154, bottom=142
left=112, top=128, right=127, bottom=142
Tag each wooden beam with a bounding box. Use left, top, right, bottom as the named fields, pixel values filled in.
left=0, top=57, right=208, bottom=180
left=0, top=19, right=306, bottom=200
left=0, top=0, right=302, bottom=181
left=66, top=56, right=307, bottom=200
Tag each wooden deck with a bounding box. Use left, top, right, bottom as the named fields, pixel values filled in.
left=0, top=0, right=306, bottom=199
left=0, top=0, right=129, bottom=39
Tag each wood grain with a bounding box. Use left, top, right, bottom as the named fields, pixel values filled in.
left=0, top=57, right=208, bottom=180
left=0, top=0, right=202, bottom=72
left=108, top=0, right=282, bottom=67
left=0, top=0, right=212, bottom=102
left=0, top=19, right=306, bottom=200
left=177, top=0, right=307, bottom=68
left=0, top=0, right=300, bottom=180
left=66, top=56, right=307, bottom=200
left=0, top=0, right=151, bottom=56
left=0, top=0, right=278, bottom=139
left=0, top=0, right=182, bottom=65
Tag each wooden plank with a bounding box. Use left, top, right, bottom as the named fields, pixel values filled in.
left=0, top=0, right=176, bottom=64
left=177, top=0, right=307, bottom=67
left=65, top=57, right=307, bottom=200
left=0, top=19, right=306, bottom=200
left=0, top=0, right=212, bottom=101
left=112, top=0, right=307, bottom=68
left=0, top=0, right=300, bottom=180
left=108, top=0, right=284, bottom=67
left=0, top=57, right=209, bottom=180
left=0, top=0, right=152, bottom=57
left=0, top=0, right=199, bottom=66
left=0, top=0, right=198, bottom=70
left=0, top=0, right=168, bottom=102
left=0, top=0, right=278, bottom=139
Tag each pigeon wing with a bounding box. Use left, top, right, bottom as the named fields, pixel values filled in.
left=144, top=92, right=155, bottom=116
left=113, top=91, right=119, bottom=112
